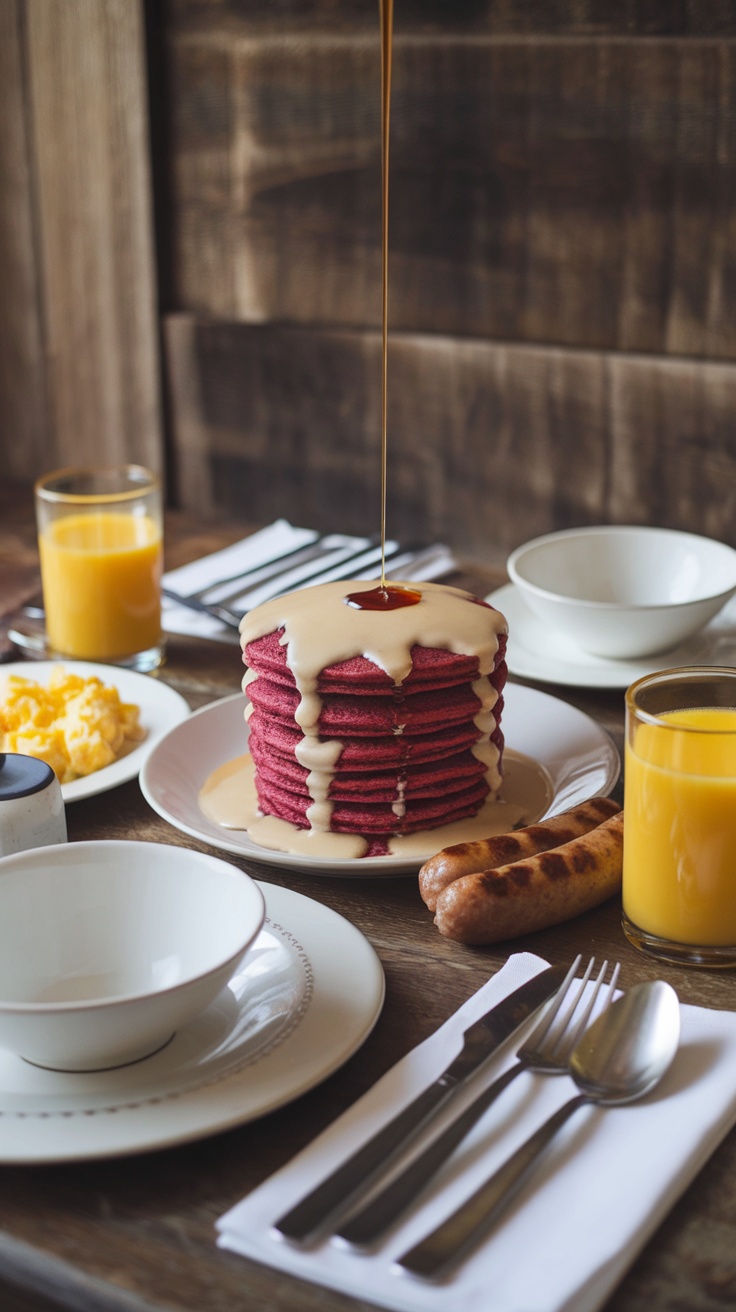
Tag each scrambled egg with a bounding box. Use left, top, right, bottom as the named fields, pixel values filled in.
left=0, top=667, right=146, bottom=783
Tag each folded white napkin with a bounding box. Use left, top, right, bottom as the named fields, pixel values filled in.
left=162, top=520, right=457, bottom=642
left=217, top=951, right=736, bottom=1312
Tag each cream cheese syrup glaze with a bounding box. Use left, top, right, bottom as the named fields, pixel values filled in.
left=241, top=578, right=506, bottom=798
left=198, top=579, right=531, bottom=862
left=199, top=749, right=550, bottom=863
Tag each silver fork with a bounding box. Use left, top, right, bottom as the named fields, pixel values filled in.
left=196, top=536, right=387, bottom=607
left=184, top=535, right=327, bottom=601
left=336, top=956, right=620, bottom=1247
left=162, top=538, right=422, bottom=630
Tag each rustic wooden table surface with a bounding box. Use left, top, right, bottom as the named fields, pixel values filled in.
left=0, top=488, right=735, bottom=1312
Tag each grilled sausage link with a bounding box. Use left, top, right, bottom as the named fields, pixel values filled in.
left=432, top=810, right=624, bottom=944
left=418, top=796, right=621, bottom=912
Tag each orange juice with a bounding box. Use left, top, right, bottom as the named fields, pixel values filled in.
left=623, top=707, right=736, bottom=946
left=39, top=511, right=162, bottom=660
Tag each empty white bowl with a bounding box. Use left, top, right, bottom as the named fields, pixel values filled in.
left=0, top=840, right=265, bottom=1071
left=507, top=526, right=736, bottom=659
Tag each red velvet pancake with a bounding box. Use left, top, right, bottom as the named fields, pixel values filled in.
left=242, top=613, right=507, bottom=849
left=253, top=774, right=490, bottom=834
left=249, top=730, right=487, bottom=802
left=247, top=713, right=485, bottom=770
left=244, top=629, right=492, bottom=695
left=246, top=675, right=490, bottom=737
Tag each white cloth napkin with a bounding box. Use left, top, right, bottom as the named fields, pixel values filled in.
left=162, top=520, right=457, bottom=642
left=216, top=951, right=736, bottom=1312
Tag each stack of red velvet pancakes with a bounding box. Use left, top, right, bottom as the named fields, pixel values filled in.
left=239, top=580, right=508, bottom=857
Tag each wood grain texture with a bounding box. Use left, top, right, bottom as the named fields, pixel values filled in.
left=162, top=315, right=736, bottom=557
left=0, top=1, right=49, bottom=481
left=17, top=0, right=163, bottom=474
left=163, top=22, right=736, bottom=359
left=167, top=0, right=736, bottom=39
left=0, top=510, right=735, bottom=1312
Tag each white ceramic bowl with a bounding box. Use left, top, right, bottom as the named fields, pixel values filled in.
left=507, top=526, right=736, bottom=659
left=0, top=840, right=265, bottom=1071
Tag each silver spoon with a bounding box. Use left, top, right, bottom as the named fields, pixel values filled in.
left=398, top=980, right=681, bottom=1279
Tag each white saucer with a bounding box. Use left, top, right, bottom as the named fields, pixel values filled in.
left=139, top=685, right=620, bottom=876
left=488, top=584, right=736, bottom=689
left=0, top=661, right=190, bottom=802
left=0, top=881, right=384, bottom=1163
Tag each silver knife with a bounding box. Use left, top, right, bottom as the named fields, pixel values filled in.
left=223, top=537, right=399, bottom=610
left=161, top=588, right=242, bottom=631
left=273, top=963, right=567, bottom=1243
left=162, top=540, right=414, bottom=630
left=204, top=536, right=383, bottom=606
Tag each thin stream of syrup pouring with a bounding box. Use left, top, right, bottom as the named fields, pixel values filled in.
left=346, top=0, right=420, bottom=614
left=198, top=8, right=539, bottom=855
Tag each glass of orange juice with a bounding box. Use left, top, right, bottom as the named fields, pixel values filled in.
left=35, top=466, right=164, bottom=672
left=623, top=665, right=736, bottom=967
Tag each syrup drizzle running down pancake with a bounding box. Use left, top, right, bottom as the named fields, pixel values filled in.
left=199, top=747, right=552, bottom=864
left=214, top=578, right=517, bottom=859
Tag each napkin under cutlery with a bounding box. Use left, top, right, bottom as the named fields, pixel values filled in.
left=216, top=951, right=736, bottom=1312
left=162, top=520, right=457, bottom=642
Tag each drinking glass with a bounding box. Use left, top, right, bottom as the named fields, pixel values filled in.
left=623, top=665, right=736, bottom=967
left=34, top=465, right=164, bottom=671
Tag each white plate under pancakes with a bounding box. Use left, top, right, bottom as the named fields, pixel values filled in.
left=139, top=684, right=620, bottom=876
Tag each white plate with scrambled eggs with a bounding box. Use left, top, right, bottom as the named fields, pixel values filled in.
left=0, top=662, right=190, bottom=802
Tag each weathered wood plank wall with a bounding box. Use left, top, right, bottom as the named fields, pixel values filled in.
left=0, top=0, right=49, bottom=482
left=159, top=2, right=736, bottom=561
left=4, top=0, right=735, bottom=563
left=0, top=0, right=163, bottom=487
left=164, top=317, right=736, bottom=551
left=167, top=25, right=736, bottom=357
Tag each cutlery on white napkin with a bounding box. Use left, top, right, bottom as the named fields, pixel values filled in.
left=162, top=520, right=457, bottom=642
left=216, top=951, right=736, bottom=1312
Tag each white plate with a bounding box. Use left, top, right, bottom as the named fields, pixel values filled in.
left=0, top=661, right=190, bottom=802
left=0, top=881, right=384, bottom=1164
left=139, top=684, right=620, bottom=876
left=489, top=584, right=736, bottom=689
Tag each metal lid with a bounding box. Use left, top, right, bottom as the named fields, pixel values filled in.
left=0, top=753, right=56, bottom=800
